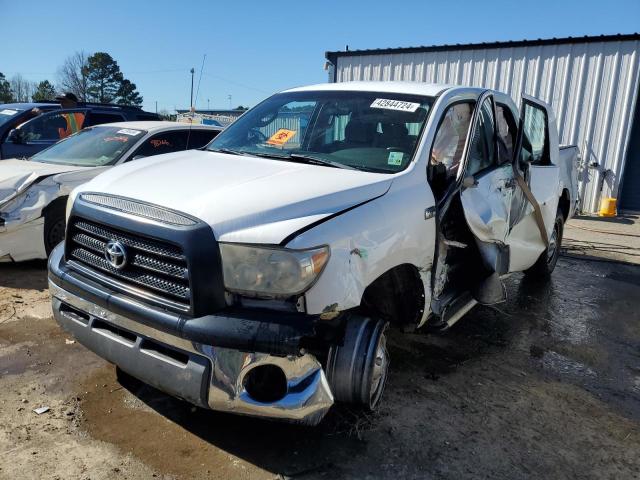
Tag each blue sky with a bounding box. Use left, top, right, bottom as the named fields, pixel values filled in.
left=1, top=0, right=638, bottom=113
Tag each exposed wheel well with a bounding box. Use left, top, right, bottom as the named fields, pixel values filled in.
left=43, top=195, right=67, bottom=218
left=558, top=189, right=571, bottom=220
left=360, top=264, right=425, bottom=328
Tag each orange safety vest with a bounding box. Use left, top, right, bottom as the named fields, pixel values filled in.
left=58, top=112, right=86, bottom=139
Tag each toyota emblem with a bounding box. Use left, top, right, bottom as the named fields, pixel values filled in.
left=105, top=240, right=127, bottom=269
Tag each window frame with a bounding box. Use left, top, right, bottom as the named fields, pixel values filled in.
left=85, top=110, right=126, bottom=127
left=463, top=94, right=500, bottom=180
left=495, top=102, right=518, bottom=166
left=127, top=129, right=191, bottom=160
left=520, top=100, right=551, bottom=166
left=15, top=108, right=89, bottom=144
left=427, top=99, right=476, bottom=182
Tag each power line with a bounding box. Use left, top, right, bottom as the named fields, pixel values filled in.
left=200, top=72, right=270, bottom=94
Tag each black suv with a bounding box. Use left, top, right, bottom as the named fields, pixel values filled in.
left=0, top=102, right=160, bottom=159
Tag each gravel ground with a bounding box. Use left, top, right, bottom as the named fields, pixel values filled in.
left=1, top=217, right=639, bottom=480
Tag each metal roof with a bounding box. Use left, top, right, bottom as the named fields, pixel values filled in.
left=325, top=33, right=640, bottom=64
left=283, top=81, right=451, bottom=97
left=93, top=121, right=222, bottom=131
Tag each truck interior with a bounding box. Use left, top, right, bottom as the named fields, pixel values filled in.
left=428, top=95, right=522, bottom=329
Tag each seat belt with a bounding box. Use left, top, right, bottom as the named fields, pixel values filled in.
left=512, top=164, right=549, bottom=248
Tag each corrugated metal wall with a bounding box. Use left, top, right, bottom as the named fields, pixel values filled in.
left=333, top=39, right=640, bottom=212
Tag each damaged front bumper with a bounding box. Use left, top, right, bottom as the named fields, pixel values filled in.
left=48, top=244, right=334, bottom=425
left=0, top=216, right=46, bottom=262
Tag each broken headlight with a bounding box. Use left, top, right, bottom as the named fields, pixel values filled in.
left=220, top=243, right=329, bottom=297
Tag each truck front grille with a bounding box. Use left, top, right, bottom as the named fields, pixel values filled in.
left=66, top=218, right=191, bottom=311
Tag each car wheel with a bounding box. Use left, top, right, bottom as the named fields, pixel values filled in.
left=524, top=208, right=564, bottom=278
left=44, top=202, right=66, bottom=256
left=326, top=315, right=389, bottom=410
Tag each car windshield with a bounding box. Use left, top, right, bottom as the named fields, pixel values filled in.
left=30, top=126, right=145, bottom=167
left=0, top=107, right=23, bottom=127
left=207, top=90, right=433, bottom=173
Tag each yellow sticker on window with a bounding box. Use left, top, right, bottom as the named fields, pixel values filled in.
left=266, top=128, right=296, bottom=145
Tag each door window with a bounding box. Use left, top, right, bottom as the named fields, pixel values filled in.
left=521, top=103, right=550, bottom=165
left=466, top=97, right=497, bottom=177
left=19, top=110, right=86, bottom=142
left=430, top=102, right=474, bottom=180
left=132, top=131, right=189, bottom=158
left=186, top=129, right=221, bottom=149
left=496, top=104, right=517, bottom=164
left=86, top=112, right=125, bottom=126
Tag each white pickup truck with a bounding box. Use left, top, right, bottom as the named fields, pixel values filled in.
left=49, top=82, right=578, bottom=425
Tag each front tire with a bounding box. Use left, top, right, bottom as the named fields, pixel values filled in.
left=326, top=315, right=389, bottom=410
left=524, top=208, right=564, bottom=278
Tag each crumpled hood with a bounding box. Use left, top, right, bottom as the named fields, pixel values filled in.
left=0, top=158, right=90, bottom=206
left=79, top=150, right=394, bottom=244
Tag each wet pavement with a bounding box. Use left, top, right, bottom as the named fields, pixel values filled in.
left=1, top=255, right=639, bottom=479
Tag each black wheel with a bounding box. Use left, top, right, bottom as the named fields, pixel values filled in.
left=326, top=315, right=389, bottom=410
left=44, top=201, right=66, bottom=256
left=524, top=208, right=564, bottom=278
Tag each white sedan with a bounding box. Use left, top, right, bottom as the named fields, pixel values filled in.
left=0, top=121, right=222, bottom=262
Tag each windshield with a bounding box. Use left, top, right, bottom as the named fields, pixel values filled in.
left=207, top=90, right=433, bottom=173
left=31, top=126, right=145, bottom=167
left=0, top=107, right=23, bottom=127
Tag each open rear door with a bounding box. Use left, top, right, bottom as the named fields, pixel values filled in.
left=505, top=95, right=561, bottom=272
left=459, top=92, right=515, bottom=276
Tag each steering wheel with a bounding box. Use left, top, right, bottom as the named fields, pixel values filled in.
left=248, top=128, right=268, bottom=144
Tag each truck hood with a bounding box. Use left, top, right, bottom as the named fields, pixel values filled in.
left=80, top=150, right=394, bottom=244
left=0, top=158, right=92, bottom=206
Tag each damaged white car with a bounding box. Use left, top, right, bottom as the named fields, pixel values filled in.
left=0, top=122, right=221, bottom=262
left=49, top=82, right=578, bottom=425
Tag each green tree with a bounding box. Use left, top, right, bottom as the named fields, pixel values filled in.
left=84, top=52, right=123, bottom=103
left=32, top=80, right=57, bottom=102
left=0, top=72, right=13, bottom=103
left=116, top=79, right=143, bottom=106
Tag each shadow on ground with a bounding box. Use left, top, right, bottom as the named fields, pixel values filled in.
left=77, top=256, right=640, bottom=479
left=0, top=260, right=49, bottom=290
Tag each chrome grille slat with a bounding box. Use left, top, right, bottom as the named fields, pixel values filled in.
left=129, top=253, right=188, bottom=279
left=71, top=232, right=187, bottom=279
left=67, top=218, right=191, bottom=309
left=74, top=220, right=184, bottom=260
left=69, top=248, right=190, bottom=301
left=72, top=232, right=105, bottom=254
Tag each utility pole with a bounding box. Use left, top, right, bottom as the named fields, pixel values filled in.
left=207, top=98, right=210, bottom=111
left=228, top=94, right=232, bottom=110
left=155, top=101, right=157, bottom=114
left=190, top=68, right=195, bottom=111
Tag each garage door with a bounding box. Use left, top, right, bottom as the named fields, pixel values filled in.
left=620, top=105, right=640, bottom=212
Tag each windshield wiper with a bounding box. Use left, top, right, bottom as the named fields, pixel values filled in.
left=288, top=153, right=358, bottom=170
left=209, top=147, right=247, bottom=156
left=247, top=151, right=356, bottom=170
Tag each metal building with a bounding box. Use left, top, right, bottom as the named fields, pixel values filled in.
left=325, top=34, right=640, bottom=213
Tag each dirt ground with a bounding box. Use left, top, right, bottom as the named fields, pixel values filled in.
left=1, top=217, right=639, bottom=480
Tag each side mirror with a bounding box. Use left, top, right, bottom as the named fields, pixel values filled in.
left=6, top=128, right=25, bottom=144
left=462, top=176, right=478, bottom=189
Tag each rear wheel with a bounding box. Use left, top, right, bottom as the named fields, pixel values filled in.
left=44, top=202, right=66, bottom=256
left=524, top=208, right=564, bottom=278
left=326, top=315, right=389, bottom=410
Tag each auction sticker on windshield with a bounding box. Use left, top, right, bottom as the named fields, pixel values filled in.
left=0, top=109, right=18, bottom=116
left=267, top=128, right=297, bottom=146
left=370, top=98, right=420, bottom=112
left=117, top=129, right=142, bottom=136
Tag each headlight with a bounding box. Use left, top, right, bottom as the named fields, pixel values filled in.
left=220, top=243, right=330, bottom=297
